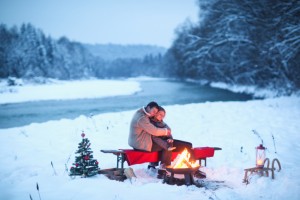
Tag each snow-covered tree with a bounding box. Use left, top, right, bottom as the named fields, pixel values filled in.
left=167, top=0, right=300, bottom=93
left=0, top=23, right=166, bottom=80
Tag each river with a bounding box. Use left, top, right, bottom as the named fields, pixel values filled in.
left=0, top=79, right=254, bottom=129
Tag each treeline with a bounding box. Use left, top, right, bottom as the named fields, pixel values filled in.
left=166, top=0, right=300, bottom=93
left=0, top=23, right=164, bottom=80
left=85, top=43, right=166, bottom=60
left=1, top=0, right=300, bottom=95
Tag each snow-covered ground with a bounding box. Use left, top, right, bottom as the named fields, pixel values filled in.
left=0, top=78, right=299, bottom=200
left=0, top=78, right=141, bottom=104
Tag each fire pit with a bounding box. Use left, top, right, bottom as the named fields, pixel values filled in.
left=163, top=148, right=201, bottom=186
left=165, top=166, right=200, bottom=186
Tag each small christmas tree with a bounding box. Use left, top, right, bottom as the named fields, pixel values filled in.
left=69, top=131, right=99, bottom=178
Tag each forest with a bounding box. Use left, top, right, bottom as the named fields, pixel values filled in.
left=0, top=0, right=299, bottom=94
left=166, top=0, right=300, bottom=94
left=0, top=23, right=165, bottom=80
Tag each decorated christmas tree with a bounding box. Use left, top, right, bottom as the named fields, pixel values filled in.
left=69, top=131, right=99, bottom=178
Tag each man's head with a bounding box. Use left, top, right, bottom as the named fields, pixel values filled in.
left=145, top=101, right=159, bottom=117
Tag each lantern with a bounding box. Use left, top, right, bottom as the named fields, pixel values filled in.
left=256, top=144, right=266, bottom=168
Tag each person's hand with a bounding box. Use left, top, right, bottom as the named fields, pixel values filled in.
left=166, top=129, right=171, bottom=136
left=167, top=139, right=173, bottom=143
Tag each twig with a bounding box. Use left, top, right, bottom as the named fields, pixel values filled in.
left=51, top=161, right=57, bottom=176
left=64, top=164, right=69, bottom=174
left=272, top=134, right=277, bottom=154
left=36, top=183, right=41, bottom=200
left=64, top=152, right=73, bottom=175
left=66, top=153, right=72, bottom=165
left=88, top=113, right=99, bottom=132
left=252, top=130, right=263, bottom=145
left=29, top=194, right=33, bottom=200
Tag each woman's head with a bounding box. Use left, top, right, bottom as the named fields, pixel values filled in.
left=154, top=106, right=166, bottom=122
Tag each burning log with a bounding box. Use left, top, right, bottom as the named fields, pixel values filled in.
left=171, top=148, right=199, bottom=169
left=183, top=159, right=192, bottom=168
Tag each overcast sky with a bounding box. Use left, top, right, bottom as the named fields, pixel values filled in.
left=0, top=0, right=199, bottom=47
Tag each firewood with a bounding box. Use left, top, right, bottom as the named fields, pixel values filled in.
left=183, top=159, right=192, bottom=168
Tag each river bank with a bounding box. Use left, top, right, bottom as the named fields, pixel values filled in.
left=0, top=77, right=253, bottom=129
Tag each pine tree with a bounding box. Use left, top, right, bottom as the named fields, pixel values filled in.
left=69, top=131, right=99, bottom=178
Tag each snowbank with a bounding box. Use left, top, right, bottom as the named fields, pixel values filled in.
left=0, top=96, right=299, bottom=200
left=0, top=79, right=141, bottom=104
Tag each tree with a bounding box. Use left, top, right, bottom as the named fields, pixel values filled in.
left=69, top=132, right=99, bottom=178
left=166, top=0, right=300, bottom=93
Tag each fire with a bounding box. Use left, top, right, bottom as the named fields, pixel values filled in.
left=171, top=148, right=199, bottom=168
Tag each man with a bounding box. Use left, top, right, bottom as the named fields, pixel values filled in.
left=128, top=101, right=172, bottom=169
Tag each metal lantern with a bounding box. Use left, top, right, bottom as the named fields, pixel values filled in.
left=256, top=144, right=266, bottom=168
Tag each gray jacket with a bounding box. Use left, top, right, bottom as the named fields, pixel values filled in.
left=128, top=108, right=168, bottom=152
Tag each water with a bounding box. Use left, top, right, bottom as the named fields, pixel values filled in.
left=0, top=79, right=254, bottom=129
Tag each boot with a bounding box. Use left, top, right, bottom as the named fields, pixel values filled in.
left=157, top=164, right=167, bottom=179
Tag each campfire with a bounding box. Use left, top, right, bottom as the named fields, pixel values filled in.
left=170, top=148, right=199, bottom=169
left=164, top=148, right=201, bottom=186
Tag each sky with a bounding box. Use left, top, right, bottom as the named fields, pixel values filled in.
left=0, top=0, right=199, bottom=48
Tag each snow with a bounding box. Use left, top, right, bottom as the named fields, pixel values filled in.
left=0, top=79, right=300, bottom=200
left=210, top=82, right=278, bottom=98
left=0, top=79, right=141, bottom=104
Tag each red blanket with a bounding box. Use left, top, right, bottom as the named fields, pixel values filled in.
left=122, top=147, right=215, bottom=166
left=193, top=147, right=215, bottom=158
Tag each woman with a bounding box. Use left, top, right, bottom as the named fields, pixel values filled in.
left=150, top=106, right=176, bottom=151
left=150, top=106, right=195, bottom=160
left=150, top=106, right=205, bottom=179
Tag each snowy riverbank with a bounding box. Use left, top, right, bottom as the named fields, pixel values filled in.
left=0, top=78, right=141, bottom=104
left=0, top=78, right=299, bottom=200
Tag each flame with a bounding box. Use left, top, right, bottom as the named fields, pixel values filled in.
left=257, top=159, right=264, bottom=165
left=171, top=148, right=199, bottom=168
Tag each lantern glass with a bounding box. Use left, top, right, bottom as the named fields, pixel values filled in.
left=256, top=144, right=266, bottom=168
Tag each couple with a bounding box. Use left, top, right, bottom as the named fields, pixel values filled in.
left=128, top=101, right=193, bottom=171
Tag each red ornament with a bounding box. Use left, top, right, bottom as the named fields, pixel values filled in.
left=96, top=161, right=99, bottom=165
left=75, top=163, right=79, bottom=167
left=84, top=156, right=89, bottom=160
left=81, top=132, right=85, bottom=138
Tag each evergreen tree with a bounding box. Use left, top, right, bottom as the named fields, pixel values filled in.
left=167, top=0, right=300, bottom=93
left=0, top=23, right=166, bottom=80
left=69, top=132, right=99, bottom=178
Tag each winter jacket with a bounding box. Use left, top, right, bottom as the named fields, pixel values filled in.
left=150, top=118, right=173, bottom=140
left=128, top=108, right=168, bottom=152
